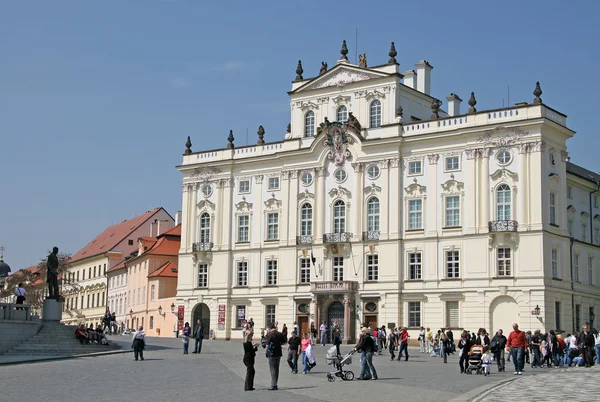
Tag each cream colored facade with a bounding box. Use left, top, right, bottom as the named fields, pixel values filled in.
left=176, top=42, right=600, bottom=341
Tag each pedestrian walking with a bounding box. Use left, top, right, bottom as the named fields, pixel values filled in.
left=458, top=331, right=472, bottom=373
left=353, top=327, right=378, bottom=380
left=580, top=325, right=595, bottom=367
left=286, top=331, right=301, bottom=373
left=593, top=328, right=600, bottom=366
left=182, top=322, right=191, bottom=354
left=310, top=322, right=317, bottom=345
left=418, top=326, right=425, bottom=353
left=192, top=319, right=204, bottom=353
left=398, top=327, right=409, bottom=361
left=132, top=326, right=146, bottom=361
left=320, top=321, right=327, bottom=346
left=506, top=323, right=527, bottom=375
left=301, top=332, right=312, bottom=374
left=388, top=328, right=398, bottom=361
left=333, top=325, right=342, bottom=356
left=491, top=329, right=507, bottom=372
left=425, top=327, right=433, bottom=353
left=243, top=329, right=258, bottom=391
left=265, top=323, right=287, bottom=391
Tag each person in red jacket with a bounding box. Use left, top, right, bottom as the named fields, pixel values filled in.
left=506, top=323, right=527, bottom=375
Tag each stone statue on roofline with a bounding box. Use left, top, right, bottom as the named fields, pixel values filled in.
left=47, top=247, right=60, bottom=300
left=346, top=112, right=362, bottom=133
left=359, top=53, right=367, bottom=68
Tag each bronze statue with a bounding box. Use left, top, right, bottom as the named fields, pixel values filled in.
left=47, top=247, right=60, bottom=299
left=319, top=62, right=328, bottom=75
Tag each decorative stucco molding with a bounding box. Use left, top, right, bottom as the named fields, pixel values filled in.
left=308, top=69, right=378, bottom=90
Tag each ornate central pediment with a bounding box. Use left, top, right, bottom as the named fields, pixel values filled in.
left=297, top=66, right=388, bottom=92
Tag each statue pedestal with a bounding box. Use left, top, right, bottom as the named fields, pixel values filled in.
left=42, top=298, right=63, bottom=322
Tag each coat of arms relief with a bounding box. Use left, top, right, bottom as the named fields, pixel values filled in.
left=319, top=115, right=361, bottom=166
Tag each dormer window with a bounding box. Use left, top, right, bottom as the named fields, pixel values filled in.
left=337, top=106, right=348, bottom=123
left=370, top=100, right=381, bottom=128
left=304, top=111, right=315, bottom=138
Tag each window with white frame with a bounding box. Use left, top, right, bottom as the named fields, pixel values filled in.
left=446, top=250, right=460, bottom=278
left=333, top=256, right=344, bottom=281
left=266, top=260, right=278, bottom=285
left=333, top=200, right=346, bottom=233
left=408, top=301, right=421, bottom=327
left=552, top=248, right=559, bottom=278
left=268, top=177, right=280, bottom=190
left=567, top=185, right=572, bottom=199
left=299, top=258, right=311, bottom=284
left=238, top=215, right=249, bottom=242
left=408, top=160, right=422, bottom=175
left=550, top=193, right=557, bottom=225
left=370, top=100, right=381, bottom=128
left=446, top=301, right=459, bottom=328
left=267, top=212, right=279, bottom=240
left=445, top=196, right=460, bottom=227
left=408, top=199, right=423, bottom=229
left=265, top=305, right=276, bottom=326
left=199, top=212, right=211, bottom=243
left=497, top=247, right=512, bottom=276
left=496, top=184, right=512, bottom=220
left=582, top=223, right=588, bottom=242
left=150, top=285, right=155, bottom=302
left=239, top=179, right=250, bottom=194
left=304, top=111, right=315, bottom=137
left=366, top=254, right=378, bottom=281
left=408, top=252, right=422, bottom=280
left=337, top=105, right=348, bottom=123
left=367, top=197, right=380, bottom=231
left=198, top=263, right=208, bottom=288
left=445, top=156, right=460, bottom=171
left=236, top=305, right=246, bottom=328
left=574, top=254, right=580, bottom=282
left=300, top=203, right=313, bottom=236
left=301, top=172, right=313, bottom=186
left=589, top=257, right=594, bottom=285
left=366, top=164, right=380, bottom=179
left=236, top=261, right=248, bottom=287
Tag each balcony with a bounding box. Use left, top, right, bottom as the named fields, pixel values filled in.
left=296, top=235, right=313, bottom=245
left=488, top=220, right=518, bottom=232
left=362, top=231, right=380, bottom=241
left=323, top=232, right=352, bottom=243
left=192, top=242, right=214, bottom=252
left=310, top=280, right=358, bottom=294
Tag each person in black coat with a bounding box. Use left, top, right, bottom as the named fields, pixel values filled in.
left=458, top=331, right=472, bottom=373
left=491, top=329, right=507, bottom=372
left=243, top=329, right=258, bottom=391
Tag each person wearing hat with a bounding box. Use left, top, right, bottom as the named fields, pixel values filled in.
left=353, top=327, right=378, bottom=380
left=286, top=330, right=301, bottom=373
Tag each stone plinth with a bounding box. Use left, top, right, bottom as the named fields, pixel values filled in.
left=42, top=299, right=63, bottom=322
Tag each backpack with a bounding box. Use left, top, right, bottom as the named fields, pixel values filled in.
left=490, top=339, right=498, bottom=353
left=265, top=340, right=275, bottom=358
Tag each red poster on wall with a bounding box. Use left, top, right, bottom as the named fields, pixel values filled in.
left=218, top=304, right=226, bottom=330
left=177, top=306, right=184, bottom=330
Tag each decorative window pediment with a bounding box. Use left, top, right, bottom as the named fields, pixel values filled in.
left=490, top=168, right=518, bottom=183
left=303, top=67, right=385, bottom=91
left=404, top=183, right=426, bottom=198
left=235, top=199, right=253, bottom=215
left=364, top=89, right=386, bottom=102
left=197, top=199, right=216, bottom=212
left=594, top=214, right=600, bottom=227
left=297, top=189, right=315, bottom=203
left=294, top=100, right=319, bottom=112
left=363, top=183, right=382, bottom=197
left=329, top=185, right=352, bottom=200
left=581, top=211, right=590, bottom=222
left=441, top=180, right=464, bottom=195
left=332, top=95, right=351, bottom=105
left=264, top=197, right=282, bottom=212
left=548, top=173, right=561, bottom=183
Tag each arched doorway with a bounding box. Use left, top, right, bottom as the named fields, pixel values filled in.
left=192, top=303, right=210, bottom=339
left=490, top=296, right=519, bottom=334
left=327, top=301, right=344, bottom=343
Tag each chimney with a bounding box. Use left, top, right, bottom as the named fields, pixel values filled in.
left=403, top=70, right=417, bottom=90
left=175, top=211, right=182, bottom=226
left=415, top=60, right=433, bottom=95
left=446, top=93, right=462, bottom=116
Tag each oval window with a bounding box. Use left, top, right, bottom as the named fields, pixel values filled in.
left=365, top=302, right=377, bottom=312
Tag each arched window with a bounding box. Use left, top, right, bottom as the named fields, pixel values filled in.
left=333, top=200, right=346, bottom=233
left=496, top=184, right=511, bottom=220
left=199, top=212, right=211, bottom=243
left=370, top=100, right=381, bottom=128
left=337, top=105, right=348, bottom=123
left=300, top=203, right=313, bottom=236
left=304, top=111, right=315, bottom=137
left=367, top=197, right=380, bottom=231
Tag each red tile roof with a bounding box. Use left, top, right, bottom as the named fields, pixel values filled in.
left=148, top=261, right=178, bottom=278
left=71, top=208, right=165, bottom=263
left=162, top=225, right=182, bottom=236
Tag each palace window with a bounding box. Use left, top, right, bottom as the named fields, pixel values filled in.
left=266, top=260, right=278, bottom=285
left=301, top=172, right=313, bottom=186
left=237, top=261, right=248, bottom=287
left=300, top=203, right=313, bottom=236
left=408, top=199, right=423, bottom=229
left=268, top=176, right=280, bottom=190
left=550, top=193, right=557, bottom=225
left=366, top=164, right=380, bottom=179
left=238, top=215, right=249, bottom=242
left=552, top=248, right=559, bottom=278
left=150, top=285, right=155, bottom=302
left=496, top=184, right=512, bottom=220
left=334, top=169, right=347, bottom=183
left=496, top=149, right=512, bottom=165
left=304, top=111, right=315, bottom=138
left=299, top=258, right=311, bottom=284
left=267, top=212, right=279, bottom=240
left=149, top=316, right=154, bottom=330
left=408, top=160, right=422, bottom=175
left=446, top=250, right=460, bottom=278
left=366, top=254, right=378, bottom=281
left=446, top=301, right=459, bottom=328
left=333, top=256, right=344, bottom=282
left=445, top=196, right=460, bottom=227
left=265, top=305, right=276, bottom=327
left=582, top=223, right=588, bottom=242
left=445, top=156, right=460, bottom=171
left=337, top=105, right=348, bottom=123
left=199, top=212, right=211, bottom=243
left=574, top=254, right=580, bottom=282
left=367, top=197, right=380, bottom=231
left=497, top=247, right=512, bottom=276
left=408, top=302, right=421, bottom=327
left=370, top=100, right=381, bottom=128
left=408, top=252, right=422, bottom=280
left=236, top=306, right=246, bottom=328
left=198, top=264, right=208, bottom=288
left=238, top=179, right=250, bottom=194
left=333, top=200, right=346, bottom=233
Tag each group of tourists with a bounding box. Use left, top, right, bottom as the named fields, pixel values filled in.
left=180, top=320, right=205, bottom=354
left=74, top=322, right=110, bottom=345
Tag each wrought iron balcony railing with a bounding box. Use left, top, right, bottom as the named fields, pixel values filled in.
left=488, top=220, right=518, bottom=232
left=323, top=232, right=352, bottom=243
left=310, top=280, right=358, bottom=293
left=362, top=231, right=380, bottom=241
left=296, top=235, right=313, bottom=245
left=192, top=242, right=214, bottom=252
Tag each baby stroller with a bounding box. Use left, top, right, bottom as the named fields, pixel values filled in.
left=325, top=346, right=355, bottom=382
left=465, top=345, right=484, bottom=374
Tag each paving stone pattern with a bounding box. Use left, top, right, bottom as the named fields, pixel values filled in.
left=0, top=336, right=580, bottom=402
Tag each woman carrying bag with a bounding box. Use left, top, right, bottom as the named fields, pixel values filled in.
left=182, top=322, right=191, bottom=354
left=243, top=329, right=258, bottom=391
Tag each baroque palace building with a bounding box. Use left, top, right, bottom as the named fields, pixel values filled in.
left=175, top=41, right=600, bottom=342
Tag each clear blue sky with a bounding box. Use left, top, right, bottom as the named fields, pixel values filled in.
left=1, top=1, right=599, bottom=271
